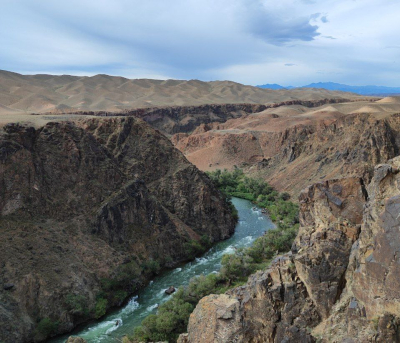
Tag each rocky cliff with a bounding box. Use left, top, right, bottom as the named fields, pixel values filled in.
left=173, top=100, right=400, bottom=196
left=42, top=99, right=358, bottom=136
left=0, top=117, right=235, bottom=342
left=53, top=104, right=267, bottom=135
left=179, top=157, right=400, bottom=342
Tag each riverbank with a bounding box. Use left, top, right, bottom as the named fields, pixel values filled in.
left=207, top=168, right=299, bottom=228
left=127, top=172, right=300, bottom=342
left=50, top=198, right=273, bottom=343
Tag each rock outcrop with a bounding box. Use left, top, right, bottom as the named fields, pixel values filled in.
left=180, top=159, right=400, bottom=342
left=316, top=159, right=400, bottom=342
left=174, top=108, right=400, bottom=197
left=0, top=117, right=235, bottom=342
left=62, top=104, right=267, bottom=135
left=66, top=337, right=87, bottom=343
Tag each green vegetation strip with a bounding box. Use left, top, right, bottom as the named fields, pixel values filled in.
left=127, top=169, right=299, bottom=343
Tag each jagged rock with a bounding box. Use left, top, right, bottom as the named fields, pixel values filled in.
left=177, top=333, right=189, bottom=343
left=58, top=103, right=268, bottom=135
left=0, top=118, right=235, bottom=343
left=181, top=254, right=318, bottom=343
left=294, top=178, right=366, bottom=319
left=183, top=294, right=242, bottom=342
left=316, top=157, right=400, bottom=342
left=182, top=167, right=400, bottom=342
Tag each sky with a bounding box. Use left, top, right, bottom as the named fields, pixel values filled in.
left=1, top=0, right=400, bottom=86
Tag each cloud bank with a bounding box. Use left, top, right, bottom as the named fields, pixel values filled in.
left=0, top=0, right=399, bottom=86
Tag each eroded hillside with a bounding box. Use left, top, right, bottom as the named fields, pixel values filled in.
left=173, top=97, right=400, bottom=196
left=0, top=117, right=235, bottom=342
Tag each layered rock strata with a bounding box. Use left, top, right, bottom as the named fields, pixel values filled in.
left=45, top=99, right=356, bottom=136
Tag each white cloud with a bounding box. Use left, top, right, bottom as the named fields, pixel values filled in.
left=0, top=0, right=399, bottom=85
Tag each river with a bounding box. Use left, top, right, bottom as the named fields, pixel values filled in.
left=51, top=197, right=274, bottom=342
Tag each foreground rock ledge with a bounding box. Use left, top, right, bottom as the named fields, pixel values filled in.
left=179, top=159, right=400, bottom=342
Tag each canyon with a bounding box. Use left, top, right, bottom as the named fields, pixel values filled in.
left=2, top=72, right=400, bottom=342
left=173, top=97, right=400, bottom=196
left=0, top=117, right=235, bottom=342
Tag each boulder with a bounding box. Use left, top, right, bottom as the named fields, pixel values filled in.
left=165, top=286, right=176, bottom=295
left=66, top=337, right=87, bottom=343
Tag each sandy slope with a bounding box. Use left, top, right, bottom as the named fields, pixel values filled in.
left=0, top=70, right=363, bottom=117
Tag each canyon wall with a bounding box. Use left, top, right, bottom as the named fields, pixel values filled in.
left=46, top=99, right=356, bottom=136
left=174, top=111, right=400, bottom=196
left=179, top=157, right=400, bottom=342
left=0, top=117, right=235, bottom=342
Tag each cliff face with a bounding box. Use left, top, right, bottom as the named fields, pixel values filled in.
left=66, top=104, right=267, bottom=135
left=53, top=99, right=356, bottom=136
left=180, top=158, right=400, bottom=342
left=173, top=102, right=400, bottom=197
left=317, top=159, right=400, bottom=342
left=0, top=117, right=235, bottom=343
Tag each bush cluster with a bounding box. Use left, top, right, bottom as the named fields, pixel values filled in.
left=207, top=168, right=299, bottom=229
left=34, top=318, right=59, bottom=339
left=65, top=293, right=89, bottom=318
left=94, top=297, right=108, bottom=319
left=184, top=235, right=212, bottom=259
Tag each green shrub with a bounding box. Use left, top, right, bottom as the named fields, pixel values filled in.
left=94, top=297, right=108, bottom=319
left=187, top=274, right=219, bottom=299
left=99, top=260, right=142, bottom=303
left=184, top=240, right=204, bottom=259
left=246, top=225, right=298, bottom=263
left=184, top=236, right=212, bottom=260
left=132, top=291, right=194, bottom=342
left=220, top=250, right=254, bottom=281
left=100, top=277, right=118, bottom=292
left=141, top=259, right=161, bottom=275
left=113, top=290, right=128, bottom=303
left=65, top=293, right=89, bottom=317
left=35, top=318, right=58, bottom=338
left=200, top=235, right=212, bottom=250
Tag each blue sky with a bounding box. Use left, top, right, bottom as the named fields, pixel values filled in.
left=1, top=0, right=400, bottom=86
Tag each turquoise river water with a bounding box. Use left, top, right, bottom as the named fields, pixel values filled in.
left=51, top=197, right=274, bottom=342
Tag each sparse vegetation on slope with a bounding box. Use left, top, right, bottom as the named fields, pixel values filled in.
left=0, top=118, right=236, bottom=342
left=207, top=168, right=299, bottom=228
left=127, top=170, right=299, bottom=343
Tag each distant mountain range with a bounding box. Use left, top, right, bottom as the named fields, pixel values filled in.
left=257, top=82, right=400, bottom=95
